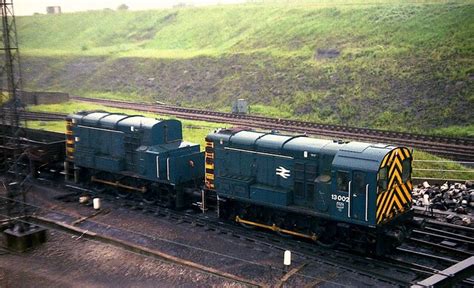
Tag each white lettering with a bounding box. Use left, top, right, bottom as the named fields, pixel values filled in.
left=331, top=194, right=349, bottom=203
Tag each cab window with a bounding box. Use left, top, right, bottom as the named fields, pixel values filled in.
left=337, top=171, right=349, bottom=192
left=377, top=167, right=388, bottom=191
left=353, top=171, right=365, bottom=193
left=402, top=159, right=411, bottom=182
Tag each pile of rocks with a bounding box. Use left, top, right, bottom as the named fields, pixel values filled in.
left=413, top=180, right=473, bottom=225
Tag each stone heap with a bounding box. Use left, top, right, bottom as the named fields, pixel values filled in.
left=412, top=180, right=473, bottom=226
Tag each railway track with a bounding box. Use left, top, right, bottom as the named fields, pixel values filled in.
left=71, top=97, right=474, bottom=161
left=1, top=184, right=407, bottom=287
left=46, top=190, right=419, bottom=285
left=5, top=98, right=473, bottom=161
left=2, top=109, right=65, bottom=122
left=48, top=183, right=474, bottom=286
left=411, top=208, right=474, bottom=259
left=3, top=177, right=473, bottom=286
left=0, top=212, right=262, bottom=287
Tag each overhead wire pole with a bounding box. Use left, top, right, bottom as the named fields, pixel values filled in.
left=0, top=0, right=47, bottom=252
left=0, top=0, right=27, bottom=222
left=0, top=1, right=7, bottom=171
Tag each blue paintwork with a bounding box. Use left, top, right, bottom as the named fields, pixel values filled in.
left=71, top=112, right=203, bottom=186
left=207, top=129, right=398, bottom=227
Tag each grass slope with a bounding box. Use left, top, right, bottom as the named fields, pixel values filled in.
left=18, top=1, right=474, bottom=59
left=17, top=1, right=474, bottom=136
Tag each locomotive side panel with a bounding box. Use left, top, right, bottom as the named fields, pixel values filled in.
left=249, top=155, right=293, bottom=206
left=166, top=150, right=204, bottom=184
left=73, top=125, right=125, bottom=172
left=213, top=144, right=254, bottom=199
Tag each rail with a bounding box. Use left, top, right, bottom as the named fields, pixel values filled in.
left=72, top=97, right=474, bottom=161
left=412, top=160, right=474, bottom=181
left=411, top=256, right=474, bottom=288
left=8, top=98, right=474, bottom=162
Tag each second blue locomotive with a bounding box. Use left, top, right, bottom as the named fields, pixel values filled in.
left=65, top=111, right=204, bottom=208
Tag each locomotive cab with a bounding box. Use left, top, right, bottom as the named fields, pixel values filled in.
left=331, top=145, right=413, bottom=252
left=330, top=144, right=413, bottom=227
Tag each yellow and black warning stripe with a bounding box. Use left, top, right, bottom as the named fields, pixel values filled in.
left=376, top=147, right=412, bottom=224
left=204, top=140, right=215, bottom=190
left=65, top=118, right=75, bottom=160
left=64, top=118, right=76, bottom=180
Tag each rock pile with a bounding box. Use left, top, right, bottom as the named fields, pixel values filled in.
left=413, top=180, right=473, bottom=225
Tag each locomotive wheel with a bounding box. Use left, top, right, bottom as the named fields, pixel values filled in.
left=316, top=236, right=338, bottom=248
left=115, top=176, right=143, bottom=199
left=92, top=172, right=116, bottom=196
left=91, top=184, right=106, bottom=196
left=237, top=205, right=255, bottom=229
left=363, top=232, right=378, bottom=255
left=316, top=225, right=338, bottom=248
left=274, top=215, right=292, bottom=238
left=116, top=188, right=129, bottom=199
left=142, top=191, right=156, bottom=204
left=161, top=186, right=175, bottom=208
left=239, top=221, right=255, bottom=229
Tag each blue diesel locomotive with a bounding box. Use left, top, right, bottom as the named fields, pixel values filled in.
left=65, top=112, right=204, bottom=208
left=205, top=128, right=413, bottom=254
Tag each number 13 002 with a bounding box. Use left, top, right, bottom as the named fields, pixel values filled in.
left=331, top=194, right=349, bottom=202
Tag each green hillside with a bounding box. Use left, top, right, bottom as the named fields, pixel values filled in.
left=17, top=1, right=474, bottom=136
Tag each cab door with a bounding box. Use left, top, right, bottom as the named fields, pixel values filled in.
left=293, top=161, right=317, bottom=208
left=350, top=171, right=369, bottom=221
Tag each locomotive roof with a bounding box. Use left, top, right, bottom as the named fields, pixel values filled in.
left=70, top=112, right=163, bottom=129
left=69, top=111, right=183, bottom=145
left=333, top=143, right=397, bottom=171
left=207, top=129, right=400, bottom=171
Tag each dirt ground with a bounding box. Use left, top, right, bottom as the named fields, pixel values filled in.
left=0, top=230, right=245, bottom=288
left=0, top=182, right=396, bottom=287
left=0, top=180, right=247, bottom=287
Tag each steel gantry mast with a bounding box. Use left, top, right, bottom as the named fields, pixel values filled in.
left=0, top=0, right=27, bottom=227
left=0, top=0, right=47, bottom=252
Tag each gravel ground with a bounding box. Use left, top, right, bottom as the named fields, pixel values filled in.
left=0, top=230, right=246, bottom=288
left=32, top=190, right=294, bottom=286
left=1, top=182, right=401, bottom=287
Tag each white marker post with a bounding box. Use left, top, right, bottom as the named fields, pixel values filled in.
left=284, top=250, right=291, bottom=271
left=93, top=198, right=101, bottom=210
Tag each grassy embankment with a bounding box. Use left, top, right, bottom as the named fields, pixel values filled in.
left=17, top=1, right=474, bottom=137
